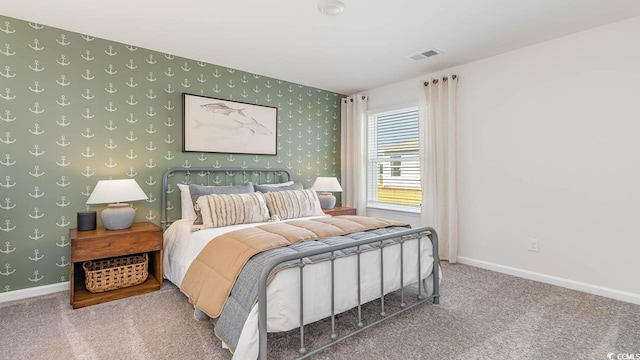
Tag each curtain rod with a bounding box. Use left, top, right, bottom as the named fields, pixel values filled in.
left=424, top=74, right=457, bottom=86
left=345, top=95, right=367, bottom=103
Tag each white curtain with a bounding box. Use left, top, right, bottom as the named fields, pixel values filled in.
left=419, top=75, right=459, bottom=262
left=341, top=95, right=368, bottom=215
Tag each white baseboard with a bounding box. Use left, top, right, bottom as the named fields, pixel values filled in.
left=457, top=256, right=640, bottom=305
left=0, top=282, right=69, bottom=303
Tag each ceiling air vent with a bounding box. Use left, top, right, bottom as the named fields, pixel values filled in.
left=410, top=49, right=440, bottom=61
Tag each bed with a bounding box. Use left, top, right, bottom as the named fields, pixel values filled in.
left=160, top=167, right=440, bottom=359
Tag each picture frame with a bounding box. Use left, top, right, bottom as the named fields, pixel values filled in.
left=182, top=93, right=278, bottom=155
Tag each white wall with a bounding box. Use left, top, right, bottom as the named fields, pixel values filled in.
left=364, top=16, right=640, bottom=301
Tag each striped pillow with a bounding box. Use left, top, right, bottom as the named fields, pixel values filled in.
left=193, top=192, right=270, bottom=230
left=263, top=189, right=324, bottom=220
left=189, top=182, right=254, bottom=225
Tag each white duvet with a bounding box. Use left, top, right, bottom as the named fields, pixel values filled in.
left=163, top=217, right=437, bottom=360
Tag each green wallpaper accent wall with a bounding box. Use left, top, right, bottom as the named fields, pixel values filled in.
left=0, top=15, right=343, bottom=293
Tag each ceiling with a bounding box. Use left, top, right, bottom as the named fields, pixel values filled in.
left=2, top=0, right=640, bottom=94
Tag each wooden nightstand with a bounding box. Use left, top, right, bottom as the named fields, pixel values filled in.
left=322, top=206, right=356, bottom=216
left=69, top=222, right=163, bottom=309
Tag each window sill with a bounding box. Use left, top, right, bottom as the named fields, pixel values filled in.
left=366, top=203, right=421, bottom=214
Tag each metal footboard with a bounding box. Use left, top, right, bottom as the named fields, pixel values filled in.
left=257, top=226, right=440, bottom=359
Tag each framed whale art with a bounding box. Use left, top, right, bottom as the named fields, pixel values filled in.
left=182, top=93, right=278, bottom=155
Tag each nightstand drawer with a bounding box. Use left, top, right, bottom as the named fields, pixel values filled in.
left=322, top=206, right=356, bottom=216
left=71, top=231, right=160, bottom=262
left=70, top=222, right=162, bottom=262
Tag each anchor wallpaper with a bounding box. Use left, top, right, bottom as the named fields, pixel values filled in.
left=0, top=15, right=343, bottom=293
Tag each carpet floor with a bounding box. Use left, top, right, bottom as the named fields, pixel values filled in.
left=1, top=263, right=638, bottom=359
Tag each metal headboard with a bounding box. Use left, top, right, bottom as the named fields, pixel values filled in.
left=160, top=167, right=292, bottom=230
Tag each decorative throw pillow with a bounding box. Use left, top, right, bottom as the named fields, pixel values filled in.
left=254, top=182, right=303, bottom=193
left=262, top=189, right=324, bottom=220
left=189, top=182, right=254, bottom=225
left=194, top=192, right=270, bottom=229
left=177, top=183, right=197, bottom=220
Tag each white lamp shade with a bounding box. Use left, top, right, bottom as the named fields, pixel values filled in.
left=86, top=179, right=148, bottom=204
left=311, top=177, right=343, bottom=192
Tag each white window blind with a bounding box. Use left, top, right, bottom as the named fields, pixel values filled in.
left=368, top=107, right=421, bottom=208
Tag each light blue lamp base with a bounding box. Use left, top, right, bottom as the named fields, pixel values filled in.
left=318, top=193, right=336, bottom=210
left=101, top=203, right=136, bottom=230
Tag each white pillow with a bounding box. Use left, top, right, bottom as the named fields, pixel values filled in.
left=263, top=181, right=294, bottom=187
left=253, top=182, right=303, bottom=193
left=177, top=183, right=196, bottom=220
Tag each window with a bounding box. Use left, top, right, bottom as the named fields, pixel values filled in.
left=367, top=107, right=421, bottom=209
left=390, top=161, right=401, bottom=177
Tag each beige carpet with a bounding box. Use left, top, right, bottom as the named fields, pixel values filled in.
left=1, top=263, right=638, bottom=359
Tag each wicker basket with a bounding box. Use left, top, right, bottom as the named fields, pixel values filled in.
left=83, top=253, right=148, bottom=293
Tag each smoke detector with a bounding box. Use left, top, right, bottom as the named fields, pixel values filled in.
left=410, top=49, right=441, bottom=61
left=318, top=0, right=346, bottom=16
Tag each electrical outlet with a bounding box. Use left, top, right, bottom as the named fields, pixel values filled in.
left=527, top=238, right=539, bottom=252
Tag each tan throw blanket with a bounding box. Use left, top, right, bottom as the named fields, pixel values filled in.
left=180, top=215, right=407, bottom=318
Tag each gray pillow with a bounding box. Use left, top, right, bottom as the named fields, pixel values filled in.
left=254, top=182, right=303, bottom=193
left=189, top=182, right=254, bottom=225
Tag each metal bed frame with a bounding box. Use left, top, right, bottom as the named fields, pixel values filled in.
left=257, top=226, right=439, bottom=359
left=160, top=167, right=439, bottom=359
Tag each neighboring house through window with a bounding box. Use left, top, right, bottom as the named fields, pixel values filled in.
left=390, top=161, right=401, bottom=177
left=367, top=107, right=421, bottom=210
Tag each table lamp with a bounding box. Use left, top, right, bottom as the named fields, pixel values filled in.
left=311, top=177, right=343, bottom=210
left=86, top=179, right=148, bottom=230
